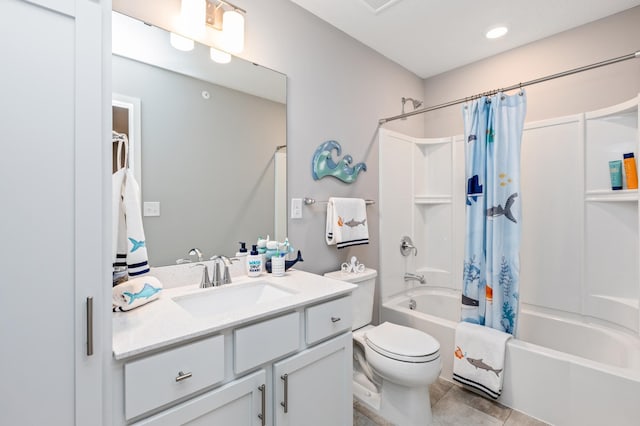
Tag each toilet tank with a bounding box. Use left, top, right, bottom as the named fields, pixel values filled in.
left=324, top=268, right=377, bottom=330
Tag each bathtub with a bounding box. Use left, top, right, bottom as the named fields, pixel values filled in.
left=381, top=287, right=640, bottom=425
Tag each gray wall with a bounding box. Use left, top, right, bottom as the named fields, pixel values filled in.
left=112, top=55, right=286, bottom=266
left=112, top=0, right=426, bottom=275
left=421, top=6, right=640, bottom=137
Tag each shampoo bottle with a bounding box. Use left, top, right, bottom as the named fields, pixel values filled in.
left=247, top=245, right=262, bottom=277
left=623, top=153, right=638, bottom=189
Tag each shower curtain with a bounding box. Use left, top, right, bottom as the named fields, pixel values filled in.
left=461, top=91, right=527, bottom=334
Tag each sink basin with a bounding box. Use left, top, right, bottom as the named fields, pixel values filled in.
left=172, top=280, right=296, bottom=319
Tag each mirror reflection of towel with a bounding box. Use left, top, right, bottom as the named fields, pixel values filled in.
left=112, top=169, right=150, bottom=278
left=326, top=198, right=369, bottom=249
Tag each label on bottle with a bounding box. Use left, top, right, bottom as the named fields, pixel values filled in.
left=247, top=257, right=262, bottom=276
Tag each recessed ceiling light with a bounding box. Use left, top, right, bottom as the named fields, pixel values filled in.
left=486, top=26, right=508, bottom=39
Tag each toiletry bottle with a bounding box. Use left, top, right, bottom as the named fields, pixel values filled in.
left=623, top=153, right=638, bottom=189
left=247, top=245, right=262, bottom=277
left=236, top=242, right=248, bottom=274
left=609, top=160, right=623, bottom=190
left=236, top=241, right=248, bottom=258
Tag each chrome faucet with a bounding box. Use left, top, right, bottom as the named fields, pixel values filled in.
left=176, top=248, right=205, bottom=264
left=189, top=248, right=204, bottom=262
left=210, top=255, right=233, bottom=286
left=404, top=272, right=426, bottom=284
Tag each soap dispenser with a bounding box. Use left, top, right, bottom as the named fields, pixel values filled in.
left=236, top=242, right=249, bottom=275
left=247, top=244, right=262, bottom=277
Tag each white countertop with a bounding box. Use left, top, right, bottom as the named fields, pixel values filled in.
left=112, top=269, right=356, bottom=360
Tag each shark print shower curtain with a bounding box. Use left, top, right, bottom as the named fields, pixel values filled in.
left=461, top=91, right=527, bottom=334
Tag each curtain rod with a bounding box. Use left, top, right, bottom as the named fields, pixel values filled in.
left=379, top=50, right=640, bottom=125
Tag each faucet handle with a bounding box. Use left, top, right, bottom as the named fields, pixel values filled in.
left=211, top=261, right=222, bottom=287
left=191, top=263, right=212, bottom=288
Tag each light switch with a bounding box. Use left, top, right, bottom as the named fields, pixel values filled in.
left=143, top=201, right=160, bottom=217
left=291, top=198, right=302, bottom=219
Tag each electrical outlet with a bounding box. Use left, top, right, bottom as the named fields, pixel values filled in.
left=291, top=198, right=302, bottom=219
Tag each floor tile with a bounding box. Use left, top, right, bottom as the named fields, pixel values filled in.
left=504, top=409, right=550, bottom=426
left=432, top=390, right=504, bottom=426
left=429, top=377, right=454, bottom=406
left=445, top=384, right=511, bottom=422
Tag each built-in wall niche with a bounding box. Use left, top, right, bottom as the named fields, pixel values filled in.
left=586, top=98, right=639, bottom=198
left=411, top=138, right=457, bottom=288
left=584, top=96, right=639, bottom=332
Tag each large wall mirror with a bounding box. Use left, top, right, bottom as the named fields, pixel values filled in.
left=112, top=12, right=287, bottom=267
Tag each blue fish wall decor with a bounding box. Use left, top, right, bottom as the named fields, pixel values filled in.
left=312, top=140, right=367, bottom=184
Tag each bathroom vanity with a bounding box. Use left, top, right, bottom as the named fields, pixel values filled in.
left=111, top=270, right=355, bottom=425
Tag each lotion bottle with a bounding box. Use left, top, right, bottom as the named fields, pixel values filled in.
left=247, top=244, right=262, bottom=277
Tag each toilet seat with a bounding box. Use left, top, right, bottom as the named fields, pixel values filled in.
left=365, top=322, right=440, bottom=363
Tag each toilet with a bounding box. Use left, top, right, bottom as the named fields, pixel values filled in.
left=324, top=268, right=441, bottom=426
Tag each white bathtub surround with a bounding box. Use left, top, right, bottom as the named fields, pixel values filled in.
left=453, top=321, right=512, bottom=399
left=381, top=287, right=640, bottom=425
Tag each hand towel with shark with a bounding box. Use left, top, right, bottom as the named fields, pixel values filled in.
left=326, top=197, right=369, bottom=249
left=453, top=321, right=512, bottom=399
left=112, top=276, right=163, bottom=312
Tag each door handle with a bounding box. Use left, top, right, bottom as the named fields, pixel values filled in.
left=280, top=373, right=289, bottom=413
left=86, top=297, right=94, bottom=356
left=258, top=384, right=266, bottom=426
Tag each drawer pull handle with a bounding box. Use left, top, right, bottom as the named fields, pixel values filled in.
left=331, top=316, right=341, bottom=323
left=258, top=384, right=266, bottom=426
left=280, top=373, right=289, bottom=413
left=175, top=371, right=193, bottom=382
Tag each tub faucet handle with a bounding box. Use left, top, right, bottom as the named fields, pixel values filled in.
left=400, top=236, right=418, bottom=256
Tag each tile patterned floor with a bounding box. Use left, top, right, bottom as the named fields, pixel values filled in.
left=353, top=378, right=550, bottom=426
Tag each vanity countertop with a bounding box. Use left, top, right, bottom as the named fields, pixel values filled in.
left=112, top=269, right=355, bottom=360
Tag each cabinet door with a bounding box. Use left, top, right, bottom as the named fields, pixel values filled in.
left=0, top=0, right=108, bottom=425
left=273, top=333, right=352, bottom=426
left=135, top=370, right=267, bottom=426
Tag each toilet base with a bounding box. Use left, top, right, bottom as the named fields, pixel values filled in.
left=353, top=376, right=433, bottom=426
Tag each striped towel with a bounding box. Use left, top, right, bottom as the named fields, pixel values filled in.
left=453, top=321, right=512, bottom=399
left=326, top=198, right=369, bottom=249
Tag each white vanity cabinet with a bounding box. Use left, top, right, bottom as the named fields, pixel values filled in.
left=134, top=370, right=267, bottom=426
left=114, top=293, right=354, bottom=426
left=273, top=333, right=352, bottom=426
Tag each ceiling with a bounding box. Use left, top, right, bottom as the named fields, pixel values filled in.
left=290, top=0, right=640, bottom=78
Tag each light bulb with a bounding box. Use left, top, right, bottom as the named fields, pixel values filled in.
left=181, top=0, right=206, bottom=28
left=210, top=47, right=231, bottom=64
left=170, top=33, right=195, bottom=51
left=222, top=9, right=244, bottom=54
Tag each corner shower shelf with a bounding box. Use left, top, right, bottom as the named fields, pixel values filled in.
left=414, top=195, right=452, bottom=205
left=585, top=189, right=638, bottom=202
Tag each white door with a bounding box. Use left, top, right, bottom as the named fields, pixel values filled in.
left=0, top=0, right=108, bottom=424
left=273, top=333, right=352, bottom=426
left=135, top=370, right=267, bottom=426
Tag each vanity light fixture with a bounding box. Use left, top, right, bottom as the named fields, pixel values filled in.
left=210, top=47, right=232, bottom=64
left=206, top=0, right=246, bottom=54
left=170, top=0, right=246, bottom=58
left=485, top=25, right=508, bottom=39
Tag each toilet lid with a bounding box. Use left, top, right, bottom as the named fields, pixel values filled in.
left=364, top=322, right=440, bottom=363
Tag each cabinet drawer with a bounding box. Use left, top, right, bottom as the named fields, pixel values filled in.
left=125, top=335, right=225, bottom=420
left=305, top=296, right=352, bottom=345
left=234, top=312, right=300, bottom=374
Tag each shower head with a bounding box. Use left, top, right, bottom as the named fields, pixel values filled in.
left=401, top=97, right=423, bottom=118
left=402, top=97, right=423, bottom=109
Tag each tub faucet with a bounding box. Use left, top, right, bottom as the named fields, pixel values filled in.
left=210, top=255, right=233, bottom=286
left=404, top=273, right=426, bottom=284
